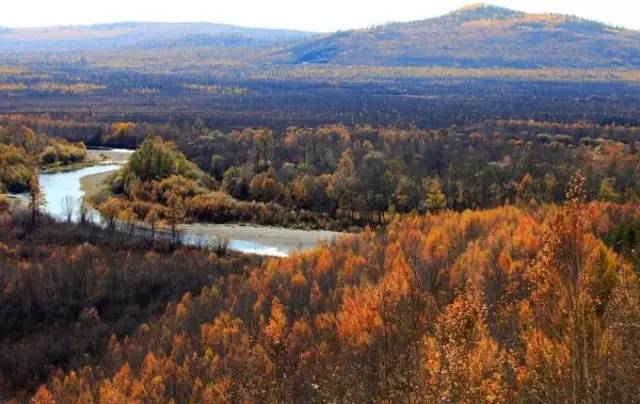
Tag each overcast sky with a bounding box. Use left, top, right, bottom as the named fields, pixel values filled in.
left=2, top=1, right=638, bottom=31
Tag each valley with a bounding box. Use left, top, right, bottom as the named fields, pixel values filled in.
left=1, top=3, right=640, bottom=403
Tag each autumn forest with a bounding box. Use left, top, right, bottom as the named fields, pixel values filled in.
left=2, top=2, right=640, bottom=403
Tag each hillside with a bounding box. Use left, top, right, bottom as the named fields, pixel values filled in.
left=279, top=4, right=640, bottom=68
left=19, top=199, right=640, bottom=402
left=2, top=4, right=640, bottom=69
left=0, top=22, right=315, bottom=52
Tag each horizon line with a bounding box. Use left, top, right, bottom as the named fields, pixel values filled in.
left=0, top=4, right=637, bottom=33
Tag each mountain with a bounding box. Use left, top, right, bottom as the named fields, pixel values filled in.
left=0, top=22, right=315, bottom=52
left=278, top=4, right=640, bottom=68
left=2, top=4, right=639, bottom=69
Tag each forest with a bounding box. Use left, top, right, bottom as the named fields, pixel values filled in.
left=1, top=5, right=640, bottom=400
left=1, top=56, right=640, bottom=131
left=5, top=115, right=640, bottom=231
left=0, top=110, right=640, bottom=402
left=3, top=173, right=640, bottom=402
left=0, top=123, right=88, bottom=193
left=0, top=0, right=640, bottom=404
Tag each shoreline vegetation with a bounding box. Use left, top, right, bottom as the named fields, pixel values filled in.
left=77, top=170, right=345, bottom=254
left=10, top=117, right=640, bottom=234
left=0, top=130, right=90, bottom=193
left=88, top=136, right=359, bottom=232
left=87, top=120, right=640, bottom=234
left=38, top=148, right=134, bottom=174
left=45, top=149, right=345, bottom=255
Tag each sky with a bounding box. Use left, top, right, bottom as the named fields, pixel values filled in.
left=1, top=0, right=639, bottom=32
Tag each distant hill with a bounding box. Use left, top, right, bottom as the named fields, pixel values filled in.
left=0, top=22, right=315, bottom=52
left=277, top=4, right=640, bottom=68
left=2, top=4, right=640, bottom=70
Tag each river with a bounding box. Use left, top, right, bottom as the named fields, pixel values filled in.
left=32, top=149, right=343, bottom=257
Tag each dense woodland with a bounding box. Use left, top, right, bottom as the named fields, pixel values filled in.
left=4, top=113, right=640, bottom=233
left=0, top=122, right=87, bottom=193
left=0, top=206, right=252, bottom=400
left=2, top=4, right=640, bottom=402
left=2, top=174, right=639, bottom=402
left=94, top=119, right=640, bottom=231
left=2, top=57, right=640, bottom=131
left=1, top=112, right=640, bottom=401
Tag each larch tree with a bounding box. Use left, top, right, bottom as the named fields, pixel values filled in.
left=165, top=192, right=185, bottom=246
left=118, top=207, right=137, bottom=236
left=98, top=197, right=122, bottom=232
left=145, top=206, right=162, bottom=242
left=424, top=177, right=447, bottom=214
left=28, top=175, right=44, bottom=226
left=330, top=149, right=358, bottom=220
left=518, top=172, right=630, bottom=402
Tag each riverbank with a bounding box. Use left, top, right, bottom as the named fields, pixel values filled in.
left=79, top=170, right=113, bottom=203
left=86, top=148, right=135, bottom=164
left=79, top=149, right=135, bottom=202
left=78, top=171, right=346, bottom=254
left=38, top=148, right=134, bottom=175
left=181, top=223, right=347, bottom=254
left=31, top=148, right=349, bottom=257
left=39, top=160, right=99, bottom=174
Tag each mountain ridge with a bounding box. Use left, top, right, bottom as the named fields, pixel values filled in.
left=0, top=21, right=315, bottom=52
left=1, top=4, right=639, bottom=69
left=280, top=4, right=640, bottom=68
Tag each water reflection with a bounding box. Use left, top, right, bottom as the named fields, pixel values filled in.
left=39, top=164, right=121, bottom=221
